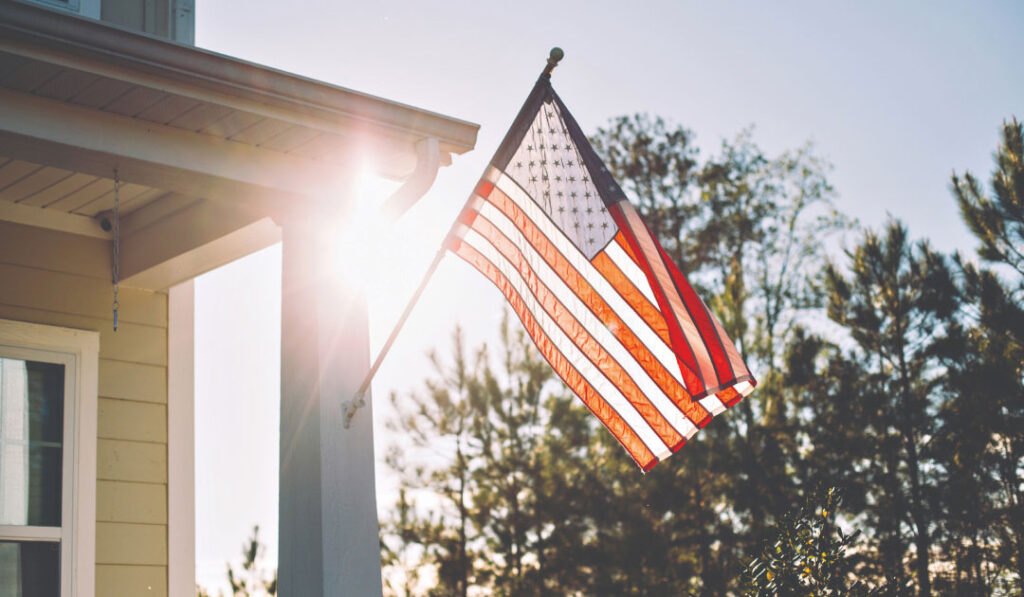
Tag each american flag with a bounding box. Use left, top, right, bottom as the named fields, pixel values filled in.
left=448, top=75, right=756, bottom=471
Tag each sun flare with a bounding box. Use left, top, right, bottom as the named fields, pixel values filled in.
left=333, top=167, right=455, bottom=312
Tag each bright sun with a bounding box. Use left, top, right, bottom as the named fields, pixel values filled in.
left=333, top=170, right=398, bottom=293
left=332, top=164, right=481, bottom=370
left=333, top=167, right=448, bottom=307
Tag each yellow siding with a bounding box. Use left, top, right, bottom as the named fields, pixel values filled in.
left=99, top=359, right=166, bottom=403
left=0, top=262, right=166, bottom=326
left=98, top=398, right=167, bottom=443
left=96, top=522, right=168, bottom=565
left=95, top=565, right=167, bottom=597
left=0, top=220, right=110, bottom=276
left=0, top=220, right=169, bottom=596
left=0, top=304, right=166, bottom=365
left=97, top=481, right=167, bottom=524
left=98, top=438, right=168, bottom=483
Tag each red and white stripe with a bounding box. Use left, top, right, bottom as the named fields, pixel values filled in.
left=451, top=169, right=755, bottom=470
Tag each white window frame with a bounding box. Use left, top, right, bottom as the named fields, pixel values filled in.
left=21, top=0, right=101, bottom=19
left=0, top=319, right=97, bottom=597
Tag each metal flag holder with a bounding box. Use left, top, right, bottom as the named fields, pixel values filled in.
left=341, top=47, right=565, bottom=428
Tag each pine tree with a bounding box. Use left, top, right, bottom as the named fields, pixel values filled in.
left=195, top=525, right=277, bottom=597
left=466, top=318, right=555, bottom=594
left=779, top=328, right=878, bottom=580
left=381, top=114, right=1024, bottom=595
left=953, top=118, right=1024, bottom=280
left=592, top=116, right=848, bottom=592
left=382, top=328, right=486, bottom=596
left=825, top=221, right=957, bottom=596
left=940, top=117, right=1024, bottom=591
left=383, top=321, right=586, bottom=596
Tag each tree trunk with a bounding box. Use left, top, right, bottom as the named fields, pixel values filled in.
left=894, top=309, right=931, bottom=597
left=695, top=474, right=726, bottom=597
left=456, top=439, right=469, bottom=597
left=899, top=430, right=931, bottom=596
left=1001, top=436, right=1024, bottom=590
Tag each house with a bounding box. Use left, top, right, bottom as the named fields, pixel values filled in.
left=0, top=1, right=479, bottom=594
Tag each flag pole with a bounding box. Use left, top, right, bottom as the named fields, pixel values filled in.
left=342, top=240, right=448, bottom=427
left=341, top=47, right=566, bottom=428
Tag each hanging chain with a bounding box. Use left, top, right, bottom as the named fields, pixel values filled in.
left=112, top=169, right=120, bottom=332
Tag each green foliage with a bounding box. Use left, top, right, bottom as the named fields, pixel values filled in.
left=593, top=117, right=846, bottom=368
left=590, top=114, right=700, bottom=271
left=382, top=321, right=563, bottom=595
left=939, top=117, right=1024, bottom=593
left=196, top=525, right=277, bottom=597
left=382, top=116, right=1024, bottom=596
left=953, top=118, right=1024, bottom=278
left=594, top=116, right=852, bottom=592
left=823, top=221, right=954, bottom=593
left=741, top=488, right=899, bottom=596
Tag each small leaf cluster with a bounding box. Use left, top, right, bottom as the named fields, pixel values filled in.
left=741, top=488, right=903, bottom=596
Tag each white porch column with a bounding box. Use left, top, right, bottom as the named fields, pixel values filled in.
left=278, top=212, right=383, bottom=596
left=168, top=280, right=196, bottom=597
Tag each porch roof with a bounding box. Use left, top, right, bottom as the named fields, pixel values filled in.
left=0, top=0, right=479, bottom=289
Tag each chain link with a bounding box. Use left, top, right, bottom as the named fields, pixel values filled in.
left=112, top=169, right=120, bottom=331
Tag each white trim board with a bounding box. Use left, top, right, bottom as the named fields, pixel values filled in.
left=0, top=318, right=98, bottom=597
left=168, top=280, right=196, bottom=596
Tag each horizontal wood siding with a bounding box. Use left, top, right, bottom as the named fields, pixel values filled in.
left=95, top=565, right=167, bottom=597
left=0, top=304, right=166, bottom=365
left=0, top=220, right=169, bottom=596
left=96, top=522, right=168, bottom=565
left=97, top=481, right=167, bottom=524
left=98, top=398, right=167, bottom=443
left=99, top=360, right=167, bottom=403
left=0, top=262, right=166, bottom=325
left=98, top=439, right=167, bottom=483
left=0, top=220, right=110, bottom=278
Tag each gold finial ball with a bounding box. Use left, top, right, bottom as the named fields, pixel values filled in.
left=549, top=47, right=564, bottom=63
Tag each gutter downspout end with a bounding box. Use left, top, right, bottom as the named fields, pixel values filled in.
left=382, top=137, right=441, bottom=220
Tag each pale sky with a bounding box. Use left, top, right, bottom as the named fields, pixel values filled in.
left=191, top=1, right=1024, bottom=593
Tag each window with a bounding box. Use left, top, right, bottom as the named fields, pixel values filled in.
left=0, top=320, right=97, bottom=597
left=21, top=0, right=100, bottom=20
left=26, top=0, right=81, bottom=12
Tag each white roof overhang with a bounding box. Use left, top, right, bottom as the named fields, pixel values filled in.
left=0, top=0, right=479, bottom=289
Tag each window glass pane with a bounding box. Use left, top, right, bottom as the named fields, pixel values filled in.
left=0, top=541, right=61, bottom=597
left=26, top=0, right=74, bottom=7
left=0, top=358, right=64, bottom=527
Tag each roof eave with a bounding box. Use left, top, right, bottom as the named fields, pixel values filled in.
left=0, top=0, right=479, bottom=155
